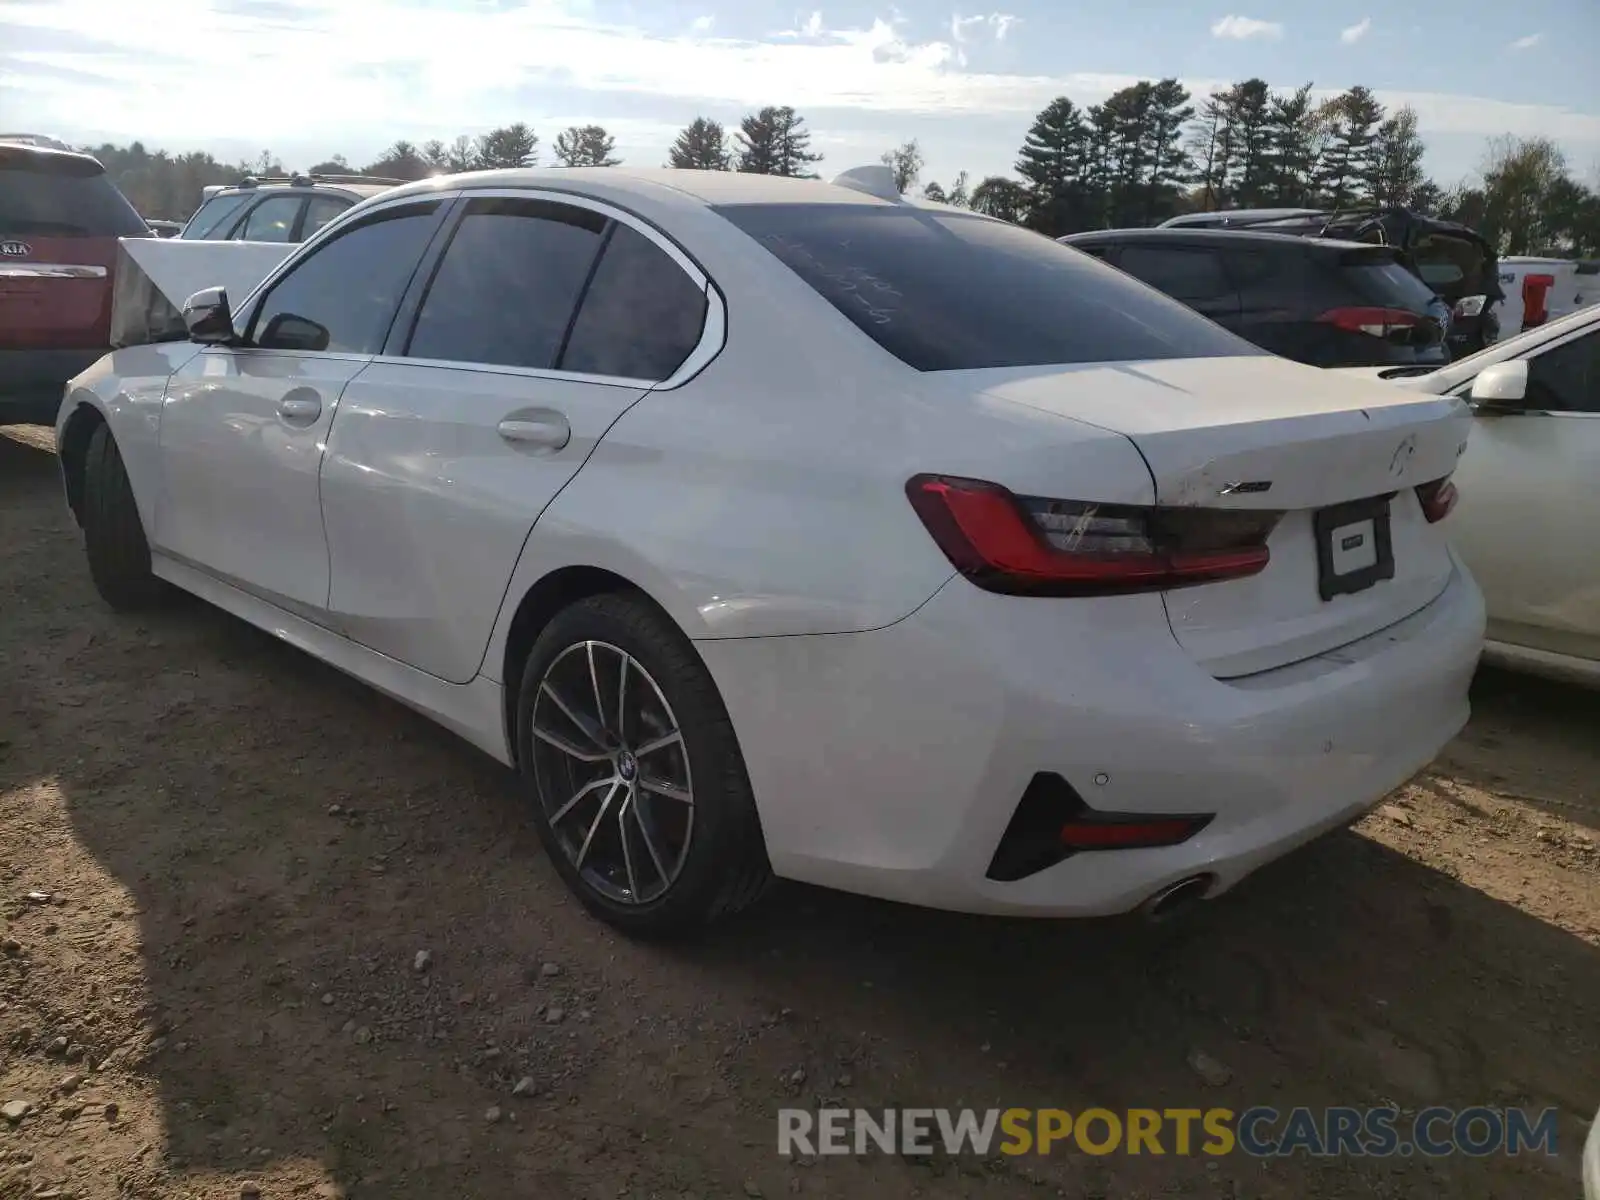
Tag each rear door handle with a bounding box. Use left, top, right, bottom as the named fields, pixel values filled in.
left=278, top=391, right=322, bottom=422
left=497, top=414, right=571, bottom=450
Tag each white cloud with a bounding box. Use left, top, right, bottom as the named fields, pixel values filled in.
left=1340, top=17, right=1371, bottom=44
left=951, top=11, right=1019, bottom=42
left=1210, top=14, right=1283, bottom=40
left=690, top=14, right=714, bottom=32
left=1509, top=32, right=1541, bottom=50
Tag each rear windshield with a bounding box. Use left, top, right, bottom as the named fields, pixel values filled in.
left=713, top=203, right=1262, bottom=371
left=1343, top=259, right=1445, bottom=311
left=181, top=193, right=253, bottom=239
left=0, top=148, right=149, bottom=237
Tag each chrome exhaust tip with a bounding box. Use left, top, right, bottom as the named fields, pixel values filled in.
left=1137, top=873, right=1216, bottom=922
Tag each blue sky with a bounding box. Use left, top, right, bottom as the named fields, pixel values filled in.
left=2, top=0, right=1597, bottom=192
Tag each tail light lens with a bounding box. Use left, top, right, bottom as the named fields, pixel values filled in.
left=1317, top=306, right=1423, bottom=339
left=1522, top=274, right=1555, bottom=329
left=1415, top=476, right=1458, bottom=524
left=906, top=474, right=1280, bottom=596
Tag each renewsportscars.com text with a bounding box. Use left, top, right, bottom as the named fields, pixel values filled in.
left=777, top=1106, right=1559, bottom=1159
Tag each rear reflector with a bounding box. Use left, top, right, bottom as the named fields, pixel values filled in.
left=1058, top=815, right=1213, bottom=850
left=906, top=474, right=1279, bottom=597
left=1317, top=306, right=1422, bottom=339
left=1415, top=476, right=1458, bottom=524
left=986, top=772, right=1214, bottom=882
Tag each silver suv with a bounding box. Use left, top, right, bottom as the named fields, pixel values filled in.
left=179, top=173, right=404, bottom=244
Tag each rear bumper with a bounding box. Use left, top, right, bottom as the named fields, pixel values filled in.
left=0, top=347, right=104, bottom=424
left=700, top=558, right=1485, bottom=917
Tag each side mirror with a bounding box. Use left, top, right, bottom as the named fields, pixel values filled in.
left=1469, top=359, right=1529, bottom=408
left=182, top=287, right=236, bottom=344
left=259, top=312, right=330, bottom=353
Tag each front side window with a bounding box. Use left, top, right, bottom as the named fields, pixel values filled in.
left=1525, top=331, right=1599, bottom=413
left=562, top=223, right=708, bottom=380
left=714, top=204, right=1256, bottom=372
left=180, top=193, right=251, bottom=239
left=406, top=197, right=606, bottom=370
left=249, top=202, right=441, bottom=353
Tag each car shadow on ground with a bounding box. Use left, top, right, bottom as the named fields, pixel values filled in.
left=2, top=431, right=1596, bottom=1200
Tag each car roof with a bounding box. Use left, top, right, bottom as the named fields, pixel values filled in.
left=1062, top=227, right=1380, bottom=253
left=378, top=166, right=910, bottom=210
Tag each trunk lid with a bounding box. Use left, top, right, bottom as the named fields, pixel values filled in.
left=974, top=355, right=1472, bottom=678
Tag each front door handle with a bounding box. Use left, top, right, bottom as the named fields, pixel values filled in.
left=498, top=413, right=571, bottom=450
left=278, top=390, right=322, bottom=423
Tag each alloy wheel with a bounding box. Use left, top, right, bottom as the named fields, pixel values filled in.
left=528, top=640, right=695, bottom=905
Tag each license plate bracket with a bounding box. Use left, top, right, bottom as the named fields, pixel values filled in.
left=1313, top=494, right=1395, bottom=601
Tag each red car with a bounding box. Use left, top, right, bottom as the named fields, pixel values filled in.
left=1, top=137, right=150, bottom=425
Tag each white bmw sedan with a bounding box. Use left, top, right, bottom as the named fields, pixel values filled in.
left=55, top=166, right=1485, bottom=935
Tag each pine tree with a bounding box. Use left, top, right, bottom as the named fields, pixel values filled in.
left=735, top=106, right=822, bottom=177
left=668, top=118, right=731, bottom=170
left=1015, top=97, right=1092, bottom=235
left=1141, top=78, right=1194, bottom=224
left=1368, top=106, right=1427, bottom=208
left=1316, top=87, right=1384, bottom=208
left=553, top=125, right=620, bottom=168
left=475, top=123, right=539, bottom=169
left=1264, top=84, right=1322, bottom=206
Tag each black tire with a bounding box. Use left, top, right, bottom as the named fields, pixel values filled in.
left=516, top=592, right=771, bottom=937
left=82, top=423, right=163, bottom=610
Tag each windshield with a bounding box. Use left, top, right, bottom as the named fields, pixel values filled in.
left=0, top=148, right=149, bottom=237
left=713, top=203, right=1263, bottom=371
left=181, top=193, right=253, bottom=239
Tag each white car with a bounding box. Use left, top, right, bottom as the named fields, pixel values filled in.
left=1341, top=305, right=1600, bottom=686
left=55, top=166, right=1485, bottom=934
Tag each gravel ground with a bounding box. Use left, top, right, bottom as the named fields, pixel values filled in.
left=1, top=425, right=1597, bottom=1199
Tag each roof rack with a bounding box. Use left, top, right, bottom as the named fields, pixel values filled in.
left=231, top=172, right=407, bottom=189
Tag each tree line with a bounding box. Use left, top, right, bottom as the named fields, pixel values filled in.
left=87, top=85, right=1599, bottom=256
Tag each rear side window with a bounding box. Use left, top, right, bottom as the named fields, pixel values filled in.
left=181, top=193, right=252, bottom=239
left=407, top=197, right=605, bottom=370
left=250, top=202, right=441, bottom=353
left=1342, top=258, right=1442, bottom=311
left=562, top=224, right=708, bottom=380
left=0, top=147, right=149, bottom=237
left=715, top=204, right=1256, bottom=371
left=1118, top=245, right=1232, bottom=302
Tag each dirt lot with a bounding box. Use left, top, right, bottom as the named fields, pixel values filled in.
left=1, top=425, right=1597, bottom=1200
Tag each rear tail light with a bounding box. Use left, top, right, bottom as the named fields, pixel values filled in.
left=1415, top=476, right=1458, bottom=524
left=1522, top=273, right=1555, bottom=329
left=1317, top=306, right=1422, bottom=339
left=906, top=474, right=1280, bottom=596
